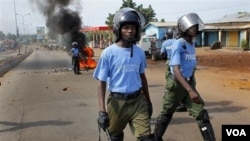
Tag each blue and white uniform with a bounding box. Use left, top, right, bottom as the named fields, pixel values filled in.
left=71, top=47, right=79, bottom=57
left=169, top=38, right=196, bottom=78
left=160, top=39, right=176, bottom=60
left=71, top=47, right=80, bottom=74
left=93, top=44, right=147, bottom=94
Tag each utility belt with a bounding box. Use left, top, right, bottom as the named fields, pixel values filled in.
left=110, top=90, right=141, bottom=100
left=185, top=76, right=194, bottom=82
left=170, top=74, right=194, bottom=83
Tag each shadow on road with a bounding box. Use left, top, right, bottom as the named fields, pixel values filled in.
left=0, top=120, right=73, bottom=133
left=205, top=100, right=247, bottom=113
left=150, top=100, right=246, bottom=125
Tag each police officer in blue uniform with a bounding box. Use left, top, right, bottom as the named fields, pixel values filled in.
left=160, top=27, right=176, bottom=60
left=71, top=42, right=81, bottom=75
left=93, top=7, right=155, bottom=141
left=160, top=27, right=188, bottom=112
left=154, top=13, right=216, bottom=141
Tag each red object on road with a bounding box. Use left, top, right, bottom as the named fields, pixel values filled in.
left=79, top=47, right=97, bottom=69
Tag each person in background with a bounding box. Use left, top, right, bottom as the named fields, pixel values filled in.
left=160, top=27, right=188, bottom=112
left=93, top=7, right=155, bottom=141
left=154, top=13, right=216, bottom=141
left=71, top=42, right=81, bottom=75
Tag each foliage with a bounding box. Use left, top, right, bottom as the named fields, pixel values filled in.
left=240, top=39, right=249, bottom=50
left=105, top=0, right=156, bottom=27
left=105, top=13, right=115, bottom=28
left=0, top=31, right=6, bottom=40
left=0, top=31, right=17, bottom=41
left=160, top=19, right=165, bottom=22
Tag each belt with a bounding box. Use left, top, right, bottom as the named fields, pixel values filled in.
left=170, top=74, right=194, bottom=82
left=185, top=76, right=193, bottom=82
left=110, top=90, right=141, bottom=100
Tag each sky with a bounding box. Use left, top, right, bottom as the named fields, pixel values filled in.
left=1, top=0, right=250, bottom=35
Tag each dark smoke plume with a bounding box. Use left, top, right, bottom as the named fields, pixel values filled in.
left=30, top=0, right=86, bottom=50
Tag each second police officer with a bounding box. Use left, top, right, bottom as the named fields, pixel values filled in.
left=154, top=13, right=216, bottom=141
left=161, top=27, right=188, bottom=112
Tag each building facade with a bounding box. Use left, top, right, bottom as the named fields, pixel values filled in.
left=143, top=12, right=250, bottom=48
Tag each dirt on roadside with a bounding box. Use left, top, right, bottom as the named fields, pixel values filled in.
left=145, top=47, right=250, bottom=91
left=196, top=47, right=250, bottom=73
left=196, top=47, right=250, bottom=91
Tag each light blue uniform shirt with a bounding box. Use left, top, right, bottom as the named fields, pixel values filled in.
left=160, top=39, right=176, bottom=59
left=93, top=44, right=147, bottom=93
left=71, top=47, right=79, bottom=57
left=169, top=38, right=196, bottom=78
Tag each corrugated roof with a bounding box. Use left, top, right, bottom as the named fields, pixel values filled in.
left=207, top=12, right=250, bottom=23
left=144, top=22, right=177, bottom=28
left=205, top=24, right=250, bottom=30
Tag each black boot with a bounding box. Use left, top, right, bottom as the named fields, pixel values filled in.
left=197, top=110, right=216, bottom=141
left=154, top=114, right=173, bottom=141
left=138, top=134, right=156, bottom=141
left=110, top=132, right=124, bottom=141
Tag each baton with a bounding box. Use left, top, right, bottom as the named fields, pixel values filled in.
left=105, top=128, right=112, bottom=141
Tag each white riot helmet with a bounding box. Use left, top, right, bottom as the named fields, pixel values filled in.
left=113, top=7, right=145, bottom=42
left=177, top=13, right=205, bottom=37
left=72, top=42, right=78, bottom=48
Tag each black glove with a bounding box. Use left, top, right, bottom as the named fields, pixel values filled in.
left=147, top=102, right=153, bottom=119
left=97, top=111, right=110, bottom=131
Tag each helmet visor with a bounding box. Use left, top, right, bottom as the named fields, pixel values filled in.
left=113, top=7, right=145, bottom=29
left=178, top=13, right=205, bottom=32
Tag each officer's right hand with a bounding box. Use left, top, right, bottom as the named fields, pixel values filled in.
left=97, top=111, right=110, bottom=131
left=147, top=102, right=153, bottom=119
left=188, top=90, right=201, bottom=104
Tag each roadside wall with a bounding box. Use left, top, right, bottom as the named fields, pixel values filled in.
left=0, top=51, right=33, bottom=77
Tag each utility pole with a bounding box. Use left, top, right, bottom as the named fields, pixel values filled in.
left=14, top=0, right=19, bottom=38
left=16, top=13, right=30, bottom=36
left=13, top=0, right=20, bottom=55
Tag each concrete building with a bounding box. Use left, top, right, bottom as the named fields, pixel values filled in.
left=143, top=12, right=250, bottom=48
left=204, top=12, right=250, bottom=48
left=143, top=22, right=177, bottom=40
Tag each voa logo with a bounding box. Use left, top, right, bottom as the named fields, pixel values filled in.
left=226, top=129, right=246, bottom=136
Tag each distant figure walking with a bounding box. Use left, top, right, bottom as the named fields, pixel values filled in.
left=71, top=42, right=81, bottom=75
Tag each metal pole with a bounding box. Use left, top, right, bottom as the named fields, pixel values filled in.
left=16, top=13, right=30, bottom=36
left=14, top=0, right=19, bottom=38
left=22, top=16, right=25, bottom=35
left=13, top=0, right=21, bottom=55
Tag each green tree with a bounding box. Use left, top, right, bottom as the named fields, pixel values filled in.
left=105, top=13, right=115, bottom=28
left=0, top=31, right=6, bottom=40
left=105, top=0, right=157, bottom=27
left=120, top=0, right=136, bottom=8
left=240, top=39, right=249, bottom=50
left=137, top=4, right=156, bottom=23
left=160, top=19, right=165, bottom=22
left=6, top=33, right=17, bottom=40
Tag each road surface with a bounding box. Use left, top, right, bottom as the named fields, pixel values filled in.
left=0, top=46, right=250, bottom=141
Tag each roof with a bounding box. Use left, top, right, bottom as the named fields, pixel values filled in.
left=81, top=26, right=111, bottom=32
left=204, top=24, right=250, bottom=30
left=207, top=12, right=250, bottom=23
left=144, top=22, right=177, bottom=28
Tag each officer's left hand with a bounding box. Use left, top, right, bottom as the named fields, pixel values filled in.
left=147, top=102, right=153, bottom=119
left=188, top=90, right=201, bottom=104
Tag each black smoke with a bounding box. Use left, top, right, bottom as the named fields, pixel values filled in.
left=30, top=0, right=86, bottom=50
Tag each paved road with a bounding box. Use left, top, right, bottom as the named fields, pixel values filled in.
left=0, top=46, right=99, bottom=141
left=0, top=46, right=249, bottom=141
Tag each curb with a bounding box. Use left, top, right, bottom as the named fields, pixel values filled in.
left=0, top=51, right=33, bottom=77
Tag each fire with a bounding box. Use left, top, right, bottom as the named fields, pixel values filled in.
left=79, top=47, right=97, bottom=69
